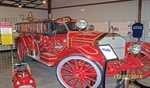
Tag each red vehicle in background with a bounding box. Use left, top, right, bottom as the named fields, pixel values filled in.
left=12, top=63, right=36, bottom=88
left=15, top=14, right=150, bottom=88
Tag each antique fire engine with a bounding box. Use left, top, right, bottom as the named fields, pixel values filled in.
left=15, top=14, right=150, bottom=88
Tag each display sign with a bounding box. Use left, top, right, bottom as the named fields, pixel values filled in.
left=148, top=20, right=150, bottom=37
left=110, top=21, right=134, bottom=36
left=99, top=44, right=118, bottom=60
left=89, top=21, right=109, bottom=32
left=0, top=21, right=13, bottom=45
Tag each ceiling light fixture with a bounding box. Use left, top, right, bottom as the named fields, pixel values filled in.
left=18, top=1, right=22, bottom=8
left=18, top=4, right=22, bottom=8
left=42, top=0, right=47, bottom=4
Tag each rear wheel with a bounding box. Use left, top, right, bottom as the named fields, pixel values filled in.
left=17, top=42, right=28, bottom=62
left=56, top=55, right=102, bottom=88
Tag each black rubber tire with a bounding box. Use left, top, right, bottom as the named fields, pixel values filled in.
left=132, top=80, right=150, bottom=88
left=17, top=42, right=28, bottom=62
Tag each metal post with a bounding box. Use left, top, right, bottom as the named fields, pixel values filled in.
left=48, top=0, right=52, bottom=18
left=124, top=77, right=129, bottom=88
left=101, top=60, right=107, bottom=88
left=122, top=71, right=129, bottom=88
left=11, top=45, right=14, bottom=65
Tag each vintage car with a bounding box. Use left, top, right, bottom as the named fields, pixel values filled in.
left=12, top=63, right=36, bottom=88
left=15, top=15, right=150, bottom=88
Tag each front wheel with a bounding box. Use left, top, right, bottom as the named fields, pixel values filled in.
left=56, top=55, right=102, bottom=88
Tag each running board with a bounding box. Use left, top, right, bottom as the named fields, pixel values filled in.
left=28, top=52, right=58, bottom=66
left=40, top=52, right=58, bottom=66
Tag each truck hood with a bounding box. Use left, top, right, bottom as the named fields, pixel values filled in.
left=72, top=31, right=107, bottom=41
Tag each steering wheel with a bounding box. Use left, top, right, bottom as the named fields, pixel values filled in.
left=55, top=16, right=72, bottom=25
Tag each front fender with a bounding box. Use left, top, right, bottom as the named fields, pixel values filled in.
left=76, top=46, right=104, bottom=61
left=55, top=46, right=105, bottom=66
left=57, top=46, right=104, bottom=61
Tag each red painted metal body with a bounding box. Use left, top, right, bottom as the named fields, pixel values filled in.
left=15, top=16, right=150, bottom=88
left=12, top=63, right=36, bottom=88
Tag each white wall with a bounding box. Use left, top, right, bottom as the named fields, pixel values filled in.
left=51, top=0, right=138, bottom=21
left=141, top=0, right=150, bottom=42
left=52, top=0, right=118, bottom=8
left=0, top=6, right=47, bottom=22
left=52, top=0, right=150, bottom=42
left=0, top=6, right=47, bottom=40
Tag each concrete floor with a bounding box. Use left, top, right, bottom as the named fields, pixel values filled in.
left=0, top=60, right=63, bottom=88
left=0, top=58, right=150, bottom=88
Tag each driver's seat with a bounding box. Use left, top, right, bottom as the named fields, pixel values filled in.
left=44, top=21, right=54, bottom=35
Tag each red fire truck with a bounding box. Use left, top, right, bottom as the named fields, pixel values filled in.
left=15, top=15, right=150, bottom=88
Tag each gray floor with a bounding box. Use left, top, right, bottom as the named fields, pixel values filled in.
left=0, top=60, right=63, bottom=88
left=0, top=59, right=150, bottom=88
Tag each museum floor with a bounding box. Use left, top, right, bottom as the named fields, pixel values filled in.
left=0, top=51, right=150, bottom=88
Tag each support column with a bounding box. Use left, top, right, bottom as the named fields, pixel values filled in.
left=138, top=0, right=142, bottom=22
left=137, top=0, right=142, bottom=42
left=48, top=0, right=52, bottom=18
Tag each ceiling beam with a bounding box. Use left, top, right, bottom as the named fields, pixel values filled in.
left=0, top=3, right=47, bottom=10
left=33, top=3, right=43, bottom=8
left=22, top=0, right=37, bottom=7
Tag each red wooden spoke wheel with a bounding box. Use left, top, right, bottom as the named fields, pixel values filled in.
left=127, top=51, right=150, bottom=87
left=56, top=55, right=102, bottom=88
left=127, top=51, right=150, bottom=78
left=17, top=42, right=27, bottom=62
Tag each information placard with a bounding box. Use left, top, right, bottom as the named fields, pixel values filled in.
left=99, top=44, right=118, bottom=60
left=0, top=21, right=13, bottom=45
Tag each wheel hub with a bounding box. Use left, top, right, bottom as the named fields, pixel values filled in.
left=74, top=71, right=83, bottom=78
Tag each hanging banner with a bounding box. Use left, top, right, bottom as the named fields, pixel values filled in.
left=0, top=21, right=13, bottom=45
